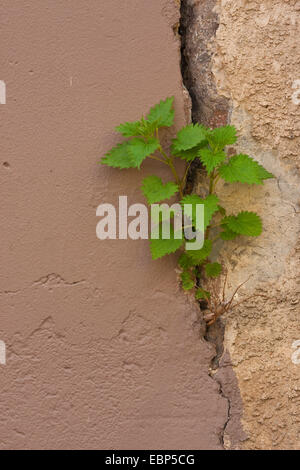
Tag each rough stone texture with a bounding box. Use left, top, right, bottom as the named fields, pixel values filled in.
left=180, top=0, right=230, bottom=127
left=0, top=0, right=229, bottom=450
left=210, top=0, right=300, bottom=450
left=183, top=0, right=300, bottom=450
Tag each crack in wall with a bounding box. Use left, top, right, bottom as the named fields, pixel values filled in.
left=179, top=0, right=232, bottom=449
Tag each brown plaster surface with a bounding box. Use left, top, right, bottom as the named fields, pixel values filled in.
left=0, top=0, right=228, bottom=450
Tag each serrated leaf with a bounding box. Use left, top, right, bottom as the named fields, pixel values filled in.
left=220, top=227, right=238, bottom=241
left=199, top=148, right=227, bottom=174
left=116, top=121, right=143, bottom=137
left=171, top=143, right=207, bottom=162
left=195, top=288, right=211, bottom=300
left=116, top=118, right=157, bottom=138
left=181, top=194, right=219, bottom=230
left=181, top=271, right=195, bottom=291
left=205, top=262, right=222, bottom=278
left=147, top=97, right=175, bottom=128
left=150, top=225, right=184, bottom=260
left=185, top=239, right=212, bottom=264
left=101, top=142, right=136, bottom=169
left=218, top=154, right=274, bottom=185
left=128, top=137, right=160, bottom=169
left=207, top=125, right=237, bottom=150
left=172, top=124, right=207, bottom=152
left=178, top=252, right=196, bottom=269
left=141, top=176, right=179, bottom=204
left=223, top=211, right=263, bottom=237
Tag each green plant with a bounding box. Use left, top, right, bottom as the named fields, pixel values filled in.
left=100, top=97, right=274, bottom=324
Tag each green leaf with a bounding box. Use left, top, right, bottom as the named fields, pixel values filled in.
left=116, top=118, right=157, bottom=138
left=223, top=211, right=263, bottom=237
left=218, top=154, right=274, bottom=185
left=178, top=252, right=196, bottom=269
left=199, top=148, right=227, bottom=174
left=205, top=262, right=222, bottom=278
left=171, top=145, right=202, bottom=162
left=195, top=288, right=211, bottom=300
left=147, top=97, right=175, bottom=128
left=101, top=142, right=136, bottom=169
left=207, top=125, right=237, bottom=150
left=185, top=239, right=212, bottom=264
left=116, top=121, right=143, bottom=137
left=141, top=176, right=179, bottom=204
left=128, top=137, right=160, bottom=169
left=172, top=124, right=207, bottom=152
left=181, top=271, right=195, bottom=291
left=150, top=225, right=184, bottom=260
left=181, top=194, right=219, bottom=230
left=220, top=227, right=238, bottom=241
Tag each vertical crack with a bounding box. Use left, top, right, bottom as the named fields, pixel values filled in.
left=179, top=0, right=232, bottom=449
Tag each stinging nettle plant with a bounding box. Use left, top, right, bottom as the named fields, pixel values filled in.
left=100, top=97, right=274, bottom=325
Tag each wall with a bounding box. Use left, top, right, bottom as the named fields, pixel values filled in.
left=214, top=0, right=300, bottom=450
left=184, top=0, right=300, bottom=450
left=0, top=0, right=229, bottom=450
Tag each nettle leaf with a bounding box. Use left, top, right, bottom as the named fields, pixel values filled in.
left=223, top=211, right=263, bottom=237
left=220, top=227, right=238, bottom=241
left=181, top=271, right=195, bottom=291
left=142, top=176, right=179, bottom=204
left=178, top=252, right=196, bottom=269
left=205, top=262, right=222, bottom=278
left=171, top=144, right=204, bottom=162
left=199, top=148, right=227, bottom=174
left=101, top=142, right=136, bottom=169
left=218, top=154, right=274, bottom=185
left=172, top=124, right=207, bottom=152
left=181, top=194, right=219, bottom=230
left=195, top=288, right=211, bottom=301
left=116, top=121, right=144, bottom=138
left=150, top=225, right=184, bottom=260
left=147, top=97, right=175, bottom=128
left=128, top=137, right=160, bottom=169
left=185, top=239, right=212, bottom=264
left=207, top=125, right=237, bottom=150
left=116, top=117, right=158, bottom=138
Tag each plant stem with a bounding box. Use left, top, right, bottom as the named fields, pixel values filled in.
left=205, top=171, right=216, bottom=239
left=157, top=144, right=183, bottom=198
left=169, top=158, right=183, bottom=198
left=182, top=161, right=192, bottom=192
left=149, top=155, right=169, bottom=165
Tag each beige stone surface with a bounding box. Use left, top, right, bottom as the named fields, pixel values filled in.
left=0, top=0, right=228, bottom=450
left=211, top=0, right=300, bottom=449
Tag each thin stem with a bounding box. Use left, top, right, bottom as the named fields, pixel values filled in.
left=155, top=128, right=184, bottom=198
left=226, top=275, right=253, bottom=311
left=158, top=144, right=183, bottom=198
left=209, top=171, right=215, bottom=195
left=222, top=269, right=228, bottom=302
left=168, top=158, right=183, bottom=198
left=149, top=155, right=169, bottom=165
left=182, top=161, right=192, bottom=193
left=231, top=293, right=266, bottom=310
left=213, top=175, right=221, bottom=191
